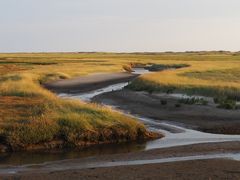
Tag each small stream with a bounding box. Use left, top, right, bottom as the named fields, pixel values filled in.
left=0, top=68, right=240, bottom=174
left=59, top=82, right=240, bottom=151
left=58, top=68, right=240, bottom=159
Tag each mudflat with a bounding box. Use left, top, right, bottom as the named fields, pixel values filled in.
left=6, top=159, right=239, bottom=180
left=2, top=142, right=240, bottom=180
left=44, top=72, right=138, bottom=93
left=93, top=89, right=240, bottom=134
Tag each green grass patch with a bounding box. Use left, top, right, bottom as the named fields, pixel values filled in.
left=183, top=68, right=240, bottom=83
left=127, top=78, right=240, bottom=100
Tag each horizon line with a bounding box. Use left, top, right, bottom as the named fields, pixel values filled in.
left=0, top=50, right=240, bottom=54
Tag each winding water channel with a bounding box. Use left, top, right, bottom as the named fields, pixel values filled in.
left=59, top=82, right=240, bottom=151
left=59, top=68, right=240, bottom=159
left=0, top=68, right=240, bottom=175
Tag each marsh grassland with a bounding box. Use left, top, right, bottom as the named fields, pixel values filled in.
left=127, top=53, right=240, bottom=100
left=0, top=52, right=240, bottom=151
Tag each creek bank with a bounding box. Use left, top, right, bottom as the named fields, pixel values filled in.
left=0, top=130, right=161, bottom=153
left=93, top=89, right=240, bottom=135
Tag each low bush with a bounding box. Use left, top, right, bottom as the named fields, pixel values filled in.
left=178, top=97, right=208, bottom=105
left=175, top=103, right=181, bottom=108
left=216, top=99, right=237, bottom=110
left=122, top=65, right=133, bottom=73
left=213, top=97, right=240, bottom=110
left=145, top=64, right=190, bottom=72
left=160, top=100, right=168, bottom=105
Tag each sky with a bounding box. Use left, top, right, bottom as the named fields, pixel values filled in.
left=1, top=0, right=240, bottom=52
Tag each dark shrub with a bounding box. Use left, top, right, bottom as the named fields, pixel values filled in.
left=161, top=100, right=167, bottom=105
left=175, top=103, right=181, bottom=108
left=217, top=99, right=237, bottom=110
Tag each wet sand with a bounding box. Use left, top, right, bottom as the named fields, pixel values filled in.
left=5, top=159, right=240, bottom=180
left=44, top=72, right=138, bottom=93
left=93, top=89, right=240, bottom=134
left=2, top=142, right=240, bottom=180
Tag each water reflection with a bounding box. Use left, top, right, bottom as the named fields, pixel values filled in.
left=0, top=142, right=146, bottom=166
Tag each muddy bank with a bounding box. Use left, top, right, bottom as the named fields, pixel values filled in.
left=93, top=89, right=240, bottom=134
left=44, top=72, right=138, bottom=93
left=2, top=142, right=240, bottom=179
left=0, top=130, right=161, bottom=153
left=4, top=159, right=240, bottom=180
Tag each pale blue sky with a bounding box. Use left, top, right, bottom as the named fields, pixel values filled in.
left=1, top=0, right=240, bottom=52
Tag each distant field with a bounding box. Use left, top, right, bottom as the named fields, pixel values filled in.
left=0, top=52, right=240, bottom=151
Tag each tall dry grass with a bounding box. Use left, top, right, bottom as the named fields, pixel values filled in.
left=0, top=70, right=151, bottom=151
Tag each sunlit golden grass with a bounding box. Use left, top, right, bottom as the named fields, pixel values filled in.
left=0, top=52, right=240, bottom=150
left=129, top=60, right=240, bottom=99
left=0, top=72, right=150, bottom=150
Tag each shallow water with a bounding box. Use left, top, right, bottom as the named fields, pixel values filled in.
left=59, top=82, right=128, bottom=102
left=59, top=80, right=240, bottom=152
left=131, top=68, right=151, bottom=75
left=57, top=75, right=240, bottom=161
left=138, top=117, right=240, bottom=150
left=1, top=152, right=240, bottom=175
left=58, top=68, right=148, bottom=101
left=0, top=142, right=146, bottom=166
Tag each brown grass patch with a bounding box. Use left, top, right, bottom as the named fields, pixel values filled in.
left=0, top=96, right=46, bottom=122
left=0, top=65, right=27, bottom=75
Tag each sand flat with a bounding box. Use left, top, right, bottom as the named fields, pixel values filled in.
left=44, top=72, right=138, bottom=93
